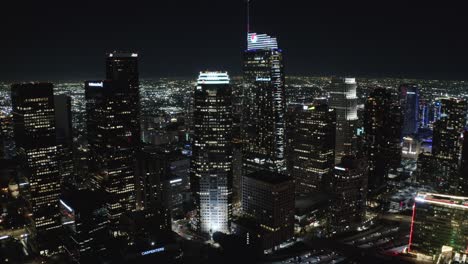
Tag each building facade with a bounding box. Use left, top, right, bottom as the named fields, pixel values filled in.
left=54, top=94, right=74, bottom=188
left=409, top=192, right=468, bottom=257
left=432, top=98, right=466, bottom=194
left=399, top=84, right=419, bottom=137
left=364, top=88, right=402, bottom=193
left=287, top=103, right=336, bottom=193
left=85, top=80, right=138, bottom=224
left=11, top=83, right=61, bottom=254
left=328, top=77, right=358, bottom=164
left=329, top=156, right=368, bottom=234
left=242, top=33, right=286, bottom=174
left=241, top=170, right=295, bottom=250
left=191, top=72, right=233, bottom=234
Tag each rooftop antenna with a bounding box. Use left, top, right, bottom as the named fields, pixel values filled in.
left=247, top=0, right=251, bottom=34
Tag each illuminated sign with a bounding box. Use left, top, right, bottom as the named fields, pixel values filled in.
left=255, top=77, right=271, bottom=82
left=88, top=82, right=103, bottom=87
left=141, top=247, right=165, bottom=256
left=334, top=166, right=346, bottom=171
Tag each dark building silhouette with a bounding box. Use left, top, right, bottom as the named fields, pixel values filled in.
left=242, top=33, right=286, bottom=174
left=135, top=146, right=172, bottom=230
left=191, top=72, right=233, bottom=235
left=84, top=52, right=141, bottom=226
left=432, top=98, right=466, bottom=194
left=60, top=189, right=109, bottom=262
left=54, top=94, right=74, bottom=187
left=364, top=88, right=402, bottom=193
left=329, top=156, right=368, bottom=234
left=461, top=130, right=468, bottom=196
left=105, top=52, right=141, bottom=148
left=11, top=83, right=61, bottom=255
left=328, top=77, right=359, bottom=164
left=85, top=80, right=138, bottom=224
left=399, top=84, right=419, bottom=137
left=287, top=103, right=336, bottom=193
left=241, top=170, right=294, bottom=251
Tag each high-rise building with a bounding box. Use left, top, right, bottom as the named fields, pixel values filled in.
left=54, top=94, right=74, bottom=187
left=106, top=52, right=141, bottom=148
left=11, top=83, right=61, bottom=254
left=328, top=77, right=358, bottom=164
left=85, top=80, right=138, bottom=224
left=85, top=52, right=141, bottom=225
left=364, top=88, right=402, bottom=193
left=60, top=189, right=109, bottom=262
left=399, top=84, right=419, bottom=136
left=241, top=170, right=295, bottom=251
left=329, top=156, right=368, bottom=234
left=461, top=130, right=468, bottom=196
left=135, top=146, right=172, bottom=230
left=287, top=103, right=336, bottom=193
left=432, top=98, right=466, bottom=194
left=409, top=192, right=468, bottom=257
left=242, top=32, right=286, bottom=174
left=191, top=72, right=233, bottom=234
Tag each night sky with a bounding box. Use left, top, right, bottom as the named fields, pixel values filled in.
left=2, top=1, right=468, bottom=81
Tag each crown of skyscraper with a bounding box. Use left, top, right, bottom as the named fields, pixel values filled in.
left=197, top=72, right=230, bottom=85
left=247, top=32, right=278, bottom=50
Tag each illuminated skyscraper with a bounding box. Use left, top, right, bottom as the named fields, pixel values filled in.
left=399, top=84, right=419, bottom=136
left=364, top=88, right=402, bottom=192
left=432, top=98, right=466, bottom=194
left=287, top=103, right=336, bottom=193
left=242, top=32, right=286, bottom=174
left=328, top=77, right=358, bottom=164
left=11, top=83, right=61, bottom=254
left=191, top=72, right=233, bottom=234
left=329, top=156, right=368, bottom=234
left=86, top=80, right=138, bottom=224
left=85, top=52, right=141, bottom=225
left=409, top=192, right=468, bottom=257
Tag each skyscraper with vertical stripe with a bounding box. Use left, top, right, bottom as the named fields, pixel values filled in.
left=191, top=72, right=233, bottom=234
left=242, top=33, right=286, bottom=174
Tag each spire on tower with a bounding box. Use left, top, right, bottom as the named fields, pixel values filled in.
left=247, top=0, right=250, bottom=34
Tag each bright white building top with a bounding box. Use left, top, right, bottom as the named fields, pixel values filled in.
left=247, top=32, right=278, bottom=50
left=197, top=72, right=230, bottom=85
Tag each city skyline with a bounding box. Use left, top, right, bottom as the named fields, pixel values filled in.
left=1, top=1, right=468, bottom=263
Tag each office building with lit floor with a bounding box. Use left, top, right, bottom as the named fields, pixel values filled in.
left=409, top=192, right=468, bottom=259
left=240, top=170, right=294, bottom=251
left=191, top=72, right=233, bottom=235
left=287, top=103, right=336, bottom=193
left=11, top=82, right=61, bottom=255
left=242, top=32, right=286, bottom=174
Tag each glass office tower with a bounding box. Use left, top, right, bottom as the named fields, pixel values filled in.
left=85, top=80, right=138, bottom=224
left=287, top=103, right=336, bottom=193
left=11, top=83, right=61, bottom=254
left=409, top=192, right=468, bottom=257
left=399, top=84, right=419, bottom=137
left=328, top=77, right=358, bottom=164
left=242, top=33, right=286, bottom=174
left=191, top=72, right=233, bottom=234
